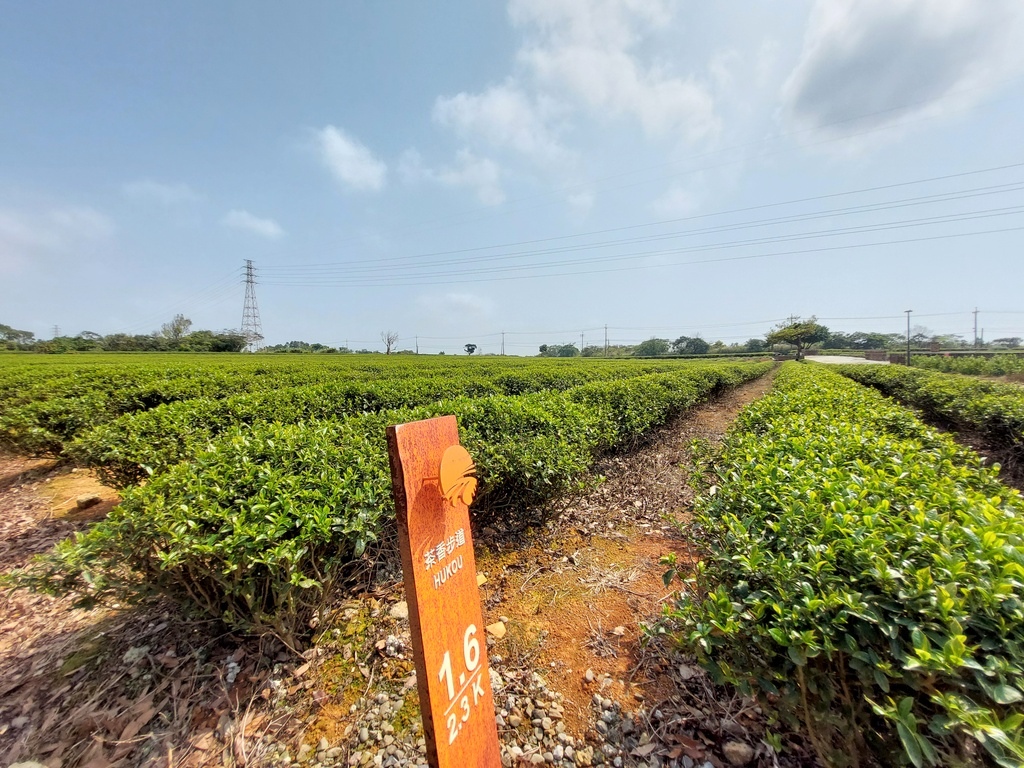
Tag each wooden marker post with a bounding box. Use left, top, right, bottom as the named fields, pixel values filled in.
left=386, top=416, right=501, bottom=768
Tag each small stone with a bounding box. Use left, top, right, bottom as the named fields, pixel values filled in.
left=509, top=715, right=522, bottom=728
left=326, top=748, right=343, bottom=759
left=490, top=668, right=505, bottom=692
left=318, top=737, right=330, bottom=751
left=76, top=494, right=102, bottom=510
left=682, top=757, right=694, bottom=768
left=722, top=741, right=756, bottom=766
left=297, top=743, right=313, bottom=761
left=541, top=717, right=553, bottom=731
left=485, top=621, right=507, bottom=639
left=358, top=728, right=370, bottom=743
left=530, top=755, right=545, bottom=765
left=595, top=721, right=608, bottom=735
left=389, top=602, right=408, bottom=620
left=584, top=669, right=595, bottom=683
left=552, top=746, right=564, bottom=761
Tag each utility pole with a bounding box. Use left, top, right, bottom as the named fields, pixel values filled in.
left=501, top=331, right=505, bottom=356
left=580, top=332, right=584, bottom=356
left=905, top=309, right=912, bottom=366
left=415, top=336, right=419, bottom=355
left=241, top=259, right=264, bottom=352
left=604, top=325, right=608, bottom=357
left=973, top=307, right=979, bottom=348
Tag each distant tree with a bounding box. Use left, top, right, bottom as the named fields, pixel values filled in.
left=381, top=330, right=399, bottom=355
left=465, top=343, right=477, bottom=355
left=581, top=345, right=604, bottom=357
left=0, top=323, right=35, bottom=347
left=744, top=338, right=766, bottom=353
left=672, top=336, right=710, bottom=355
left=765, top=318, right=829, bottom=360
left=634, top=338, right=670, bottom=356
left=993, top=337, right=1023, bottom=348
left=537, top=343, right=579, bottom=357
left=160, top=314, right=193, bottom=344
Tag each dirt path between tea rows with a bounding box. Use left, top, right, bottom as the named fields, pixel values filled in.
left=0, top=370, right=813, bottom=768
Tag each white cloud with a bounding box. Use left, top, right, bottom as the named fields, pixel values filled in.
left=431, top=0, right=719, bottom=169
left=400, top=148, right=506, bottom=205
left=222, top=209, right=285, bottom=239
left=433, top=83, right=569, bottom=166
left=782, top=0, right=1024, bottom=140
left=316, top=126, right=387, bottom=192
left=0, top=205, right=114, bottom=273
left=122, top=180, right=202, bottom=204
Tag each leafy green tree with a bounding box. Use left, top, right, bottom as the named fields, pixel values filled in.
left=464, top=343, right=477, bottom=355
left=744, top=338, right=766, bottom=353
left=672, top=336, right=709, bottom=355
left=538, top=343, right=579, bottom=357
left=634, top=338, right=670, bottom=356
left=0, top=323, right=35, bottom=348
left=765, top=318, right=829, bottom=360
left=160, top=314, right=193, bottom=344
left=993, top=337, right=1022, bottom=348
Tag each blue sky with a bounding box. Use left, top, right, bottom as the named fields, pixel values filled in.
left=3, top=0, right=1024, bottom=353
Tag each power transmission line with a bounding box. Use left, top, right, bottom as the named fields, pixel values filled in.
left=261, top=162, right=1024, bottom=276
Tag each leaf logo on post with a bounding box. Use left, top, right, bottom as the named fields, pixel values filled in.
left=440, top=445, right=477, bottom=507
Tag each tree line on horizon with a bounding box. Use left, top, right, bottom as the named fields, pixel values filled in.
left=4, top=315, right=1021, bottom=356
left=0, top=314, right=247, bottom=353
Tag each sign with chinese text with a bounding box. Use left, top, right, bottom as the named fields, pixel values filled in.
left=386, top=416, right=500, bottom=768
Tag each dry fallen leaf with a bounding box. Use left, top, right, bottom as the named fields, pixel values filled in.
left=631, top=742, right=658, bottom=757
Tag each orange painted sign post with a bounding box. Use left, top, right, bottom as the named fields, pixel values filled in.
left=386, top=416, right=501, bottom=768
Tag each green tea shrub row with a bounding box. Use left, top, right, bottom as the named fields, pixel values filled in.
left=912, top=355, right=1024, bottom=377
left=30, top=362, right=770, bottom=645
left=67, top=363, right=718, bottom=488
left=666, top=363, right=1024, bottom=767
left=0, top=362, right=440, bottom=455
left=836, top=364, right=1024, bottom=466
left=0, top=355, right=704, bottom=457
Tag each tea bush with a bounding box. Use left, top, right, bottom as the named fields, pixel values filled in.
left=30, top=362, right=770, bottom=645
left=913, top=355, right=1024, bottom=377
left=666, top=363, right=1024, bottom=767
left=836, top=364, right=1024, bottom=468
left=66, top=362, right=717, bottom=488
